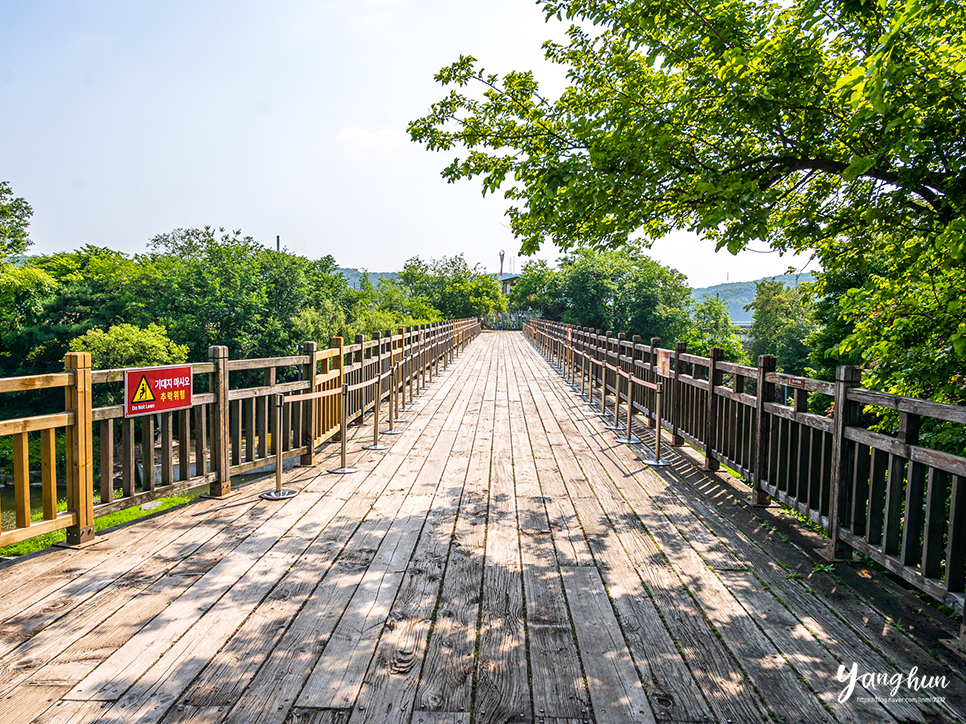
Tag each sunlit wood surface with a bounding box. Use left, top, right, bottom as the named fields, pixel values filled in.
left=1, top=332, right=963, bottom=724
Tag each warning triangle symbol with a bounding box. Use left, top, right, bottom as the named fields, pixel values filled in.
left=131, top=375, right=156, bottom=404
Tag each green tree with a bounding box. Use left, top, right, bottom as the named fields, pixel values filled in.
left=745, top=280, right=816, bottom=375
left=411, top=0, right=966, bottom=261
left=399, top=254, right=505, bottom=319
left=685, top=297, right=746, bottom=362
left=507, top=260, right=564, bottom=318
left=69, top=323, right=188, bottom=370
left=410, top=0, right=966, bottom=397
left=0, top=182, right=33, bottom=260
left=547, top=248, right=693, bottom=342
left=0, top=263, right=56, bottom=375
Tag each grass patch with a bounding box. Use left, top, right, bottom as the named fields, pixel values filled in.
left=0, top=494, right=192, bottom=557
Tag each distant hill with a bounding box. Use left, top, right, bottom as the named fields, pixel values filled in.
left=336, top=268, right=398, bottom=290
left=692, top=272, right=814, bottom=322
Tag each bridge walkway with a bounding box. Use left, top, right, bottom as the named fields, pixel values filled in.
left=0, top=331, right=963, bottom=724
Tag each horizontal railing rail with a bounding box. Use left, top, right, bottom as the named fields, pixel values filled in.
left=0, top=318, right=481, bottom=550
left=524, top=317, right=966, bottom=632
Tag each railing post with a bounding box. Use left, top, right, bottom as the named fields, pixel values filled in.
left=825, top=364, right=862, bottom=560
left=751, top=354, right=777, bottom=506
left=703, top=347, right=724, bottom=472
left=300, top=341, right=318, bottom=466
left=671, top=341, right=687, bottom=445
left=64, top=352, right=95, bottom=546
left=208, top=345, right=231, bottom=497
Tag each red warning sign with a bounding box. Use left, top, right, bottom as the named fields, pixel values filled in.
left=124, top=365, right=193, bottom=418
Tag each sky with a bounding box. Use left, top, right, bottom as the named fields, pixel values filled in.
left=0, top=0, right=813, bottom=288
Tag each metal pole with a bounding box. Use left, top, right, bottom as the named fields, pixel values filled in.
left=400, top=354, right=414, bottom=413
left=364, top=374, right=388, bottom=451
left=383, top=366, right=402, bottom=436
left=642, top=382, right=670, bottom=467
left=393, top=364, right=407, bottom=424
left=607, top=370, right=625, bottom=431
left=261, top=394, right=297, bottom=499
left=616, top=378, right=641, bottom=445
left=596, top=362, right=613, bottom=419
left=329, top=383, right=359, bottom=473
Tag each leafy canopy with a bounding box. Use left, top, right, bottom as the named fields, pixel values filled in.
left=410, top=0, right=966, bottom=263
left=0, top=181, right=33, bottom=260
left=745, top=279, right=816, bottom=375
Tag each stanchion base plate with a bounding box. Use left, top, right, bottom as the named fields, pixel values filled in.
left=596, top=411, right=614, bottom=418
left=363, top=443, right=389, bottom=451
left=400, top=406, right=415, bottom=412
left=606, top=424, right=626, bottom=431
left=381, top=429, right=403, bottom=436
left=392, top=418, right=408, bottom=424
left=616, top=437, right=641, bottom=445
left=328, top=466, right=359, bottom=474
left=260, top=489, right=297, bottom=500
left=641, top=458, right=671, bottom=467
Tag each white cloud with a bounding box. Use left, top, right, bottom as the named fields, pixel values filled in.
left=336, top=126, right=409, bottom=152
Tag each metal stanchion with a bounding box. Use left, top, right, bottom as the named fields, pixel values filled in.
left=606, top=369, right=626, bottom=431
left=616, top=377, right=641, bottom=445
left=579, top=351, right=588, bottom=398
left=329, top=383, right=359, bottom=473
left=400, top=356, right=415, bottom=412
left=382, top=367, right=403, bottom=436
left=596, top=362, right=614, bottom=419
left=641, top=382, right=670, bottom=467
left=363, top=373, right=389, bottom=451
left=392, top=364, right=407, bottom=424
left=261, top=394, right=297, bottom=499
left=587, top=358, right=597, bottom=408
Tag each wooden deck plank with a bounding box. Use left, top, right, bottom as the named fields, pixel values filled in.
left=516, top=342, right=717, bottom=724
left=620, top=440, right=950, bottom=723
left=506, top=351, right=587, bottom=719
left=351, top=369, right=483, bottom=724
left=415, top=357, right=495, bottom=713
left=4, top=333, right=966, bottom=724
left=298, top=350, right=488, bottom=712
left=474, top=362, right=531, bottom=724
left=524, top=336, right=937, bottom=724
left=560, top=566, right=655, bottom=724
left=516, top=338, right=762, bottom=724
left=217, top=340, right=488, bottom=724
left=0, top=491, right=266, bottom=701
left=545, top=354, right=946, bottom=724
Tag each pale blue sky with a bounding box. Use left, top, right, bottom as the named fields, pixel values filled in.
left=0, top=0, right=810, bottom=287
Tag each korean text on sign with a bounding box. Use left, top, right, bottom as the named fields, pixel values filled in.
left=124, top=365, right=194, bottom=418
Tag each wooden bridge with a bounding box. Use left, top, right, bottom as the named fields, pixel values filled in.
left=1, top=330, right=965, bottom=723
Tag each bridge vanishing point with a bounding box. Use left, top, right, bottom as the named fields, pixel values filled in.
left=0, top=331, right=964, bottom=724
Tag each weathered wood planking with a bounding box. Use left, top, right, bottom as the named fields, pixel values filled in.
left=518, top=348, right=716, bottom=724
left=560, top=566, right=656, bottom=724
left=351, top=355, right=485, bottom=724
left=6, top=332, right=966, bottom=724
left=415, top=359, right=495, bottom=713
left=505, top=347, right=587, bottom=718
left=524, top=333, right=945, bottom=724
left=222, top=341, right=484, bottom=724
left=474, top=358, right=531, bottom=724
left=517, top=336, right=765, bottom=723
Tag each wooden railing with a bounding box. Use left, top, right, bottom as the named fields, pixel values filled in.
left=524, top=318, right=966, bottom=622
left=0, top=319, right=481, bottom=549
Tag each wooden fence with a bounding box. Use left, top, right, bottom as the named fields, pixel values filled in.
left=0, top=319, right=480, bottom=549
left=525, top=317, right=966, bottom=623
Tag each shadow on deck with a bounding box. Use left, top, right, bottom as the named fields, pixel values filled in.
left=0, top=331, right=963, bottom=724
